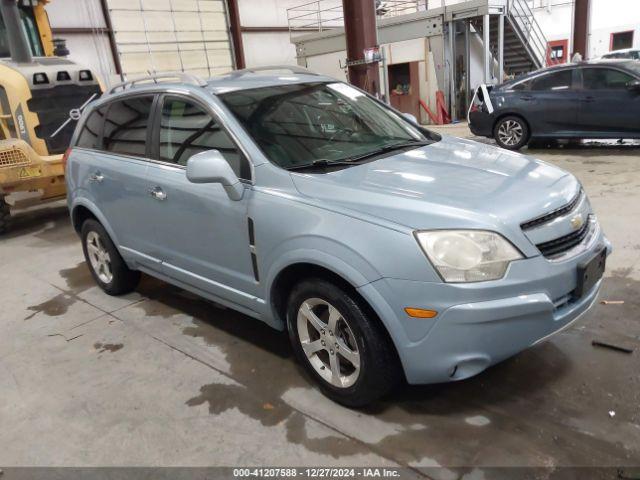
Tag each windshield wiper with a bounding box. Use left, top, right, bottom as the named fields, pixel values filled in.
left=286, top=158, right=359, bottom=171
left=286, top=140, right=432, bottom=172
left=345, top=140, right=432, bottom=163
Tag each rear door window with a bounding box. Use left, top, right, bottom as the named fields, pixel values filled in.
left=103, top=96, right=154, bottom=157
left=582, top=68, right=635, bottom=90
left=158, top=96, right=250, bottom=180
left=530, top=70, right=573, bottom=91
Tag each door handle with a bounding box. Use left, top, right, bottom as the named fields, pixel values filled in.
left=148, top=186, right=167, bottom=201
left=88, top=172, right=104, bottom=183
left=520, top=95, right=534, bottom=101
left=582, top=96, right=596, bottom=103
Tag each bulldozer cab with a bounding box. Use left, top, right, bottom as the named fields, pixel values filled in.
left=0, top=0, right=103, bottom=233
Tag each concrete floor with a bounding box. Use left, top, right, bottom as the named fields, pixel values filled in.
left=1, top=126, right=639, bottom=474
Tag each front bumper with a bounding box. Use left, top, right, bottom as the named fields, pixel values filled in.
left=358, top=234, right=611, bottom=385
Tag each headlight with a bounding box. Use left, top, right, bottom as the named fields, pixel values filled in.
left=415, top=230, right=523, bottom=283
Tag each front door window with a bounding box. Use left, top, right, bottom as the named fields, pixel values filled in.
left=159, top=96, right=250, bottom=180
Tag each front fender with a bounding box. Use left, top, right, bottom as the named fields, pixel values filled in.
left=261, top=236, right=384, bottom=327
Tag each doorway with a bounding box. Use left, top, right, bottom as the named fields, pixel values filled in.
left=387, top=62, right=421, bottom=119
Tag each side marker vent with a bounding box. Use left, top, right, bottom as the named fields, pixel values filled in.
left=248, top=217, right=259, bottom=282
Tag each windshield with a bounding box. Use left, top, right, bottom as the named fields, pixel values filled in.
left=219, top=82, right=438, bottom=170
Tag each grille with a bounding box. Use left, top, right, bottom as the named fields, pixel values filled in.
left=521, top=189, right=583, bottom=230
left=536, top=218, right=591, bottom=258
left=0, top=147, right=29, bottom=168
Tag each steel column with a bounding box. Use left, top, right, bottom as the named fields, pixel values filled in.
left=464, top=20, right=471, bottom=113
left=381, top=46, right=390, bottom=104
left=448, top=20, right=456, bottom=121
left=227, top=0, right=246, bottom=69
left=342, top=0, right=381, bottom=95
left=497, top=13, right=504, bottom=82
left=99, top=0, right=123, bottom=77
left=483, top=14, right=491, bottom=84
left=572, top=0, right=590, bottom=59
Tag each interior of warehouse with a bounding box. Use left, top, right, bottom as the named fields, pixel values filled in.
left=1, top=0, right=640, bottom=476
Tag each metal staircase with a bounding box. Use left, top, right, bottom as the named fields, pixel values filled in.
left=474, top=0, right=548, bottom=75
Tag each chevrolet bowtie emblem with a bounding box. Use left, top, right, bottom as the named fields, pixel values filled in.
left=570, top=214, right=584, bottom=230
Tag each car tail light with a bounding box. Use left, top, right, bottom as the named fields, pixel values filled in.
left=62, top=148, right=72, bottom=171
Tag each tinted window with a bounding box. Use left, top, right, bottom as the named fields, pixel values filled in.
left=159, top=97, right=249, bottom=179
left=76, top=106, right=106, bottom=150
left=103, top=96, right=154, bottom=157
left=582, top=68, right=635, bottom=90
left=530, top=70, right=572, bottom=91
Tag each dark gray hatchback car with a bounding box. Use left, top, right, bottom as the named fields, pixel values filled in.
left=469, top=60, right=640, bottom=149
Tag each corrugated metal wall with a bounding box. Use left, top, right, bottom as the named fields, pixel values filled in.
left=108, top=0, right=234, bottom=77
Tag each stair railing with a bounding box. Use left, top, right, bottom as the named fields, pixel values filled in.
left=506, top=0, right=548, bottom=69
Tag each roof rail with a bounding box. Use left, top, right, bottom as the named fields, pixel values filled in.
left=226, top=65, right=318, bottom=77
left=107, top=72, right=207, bottom=94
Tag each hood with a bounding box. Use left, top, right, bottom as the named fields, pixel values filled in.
left=290, top=136, right=580, bottom=232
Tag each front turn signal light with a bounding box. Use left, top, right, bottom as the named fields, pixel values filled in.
left=404, top=308, right=438, bottom=319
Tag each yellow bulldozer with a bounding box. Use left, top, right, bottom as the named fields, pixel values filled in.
left=0, top=0, right=102, bottom=233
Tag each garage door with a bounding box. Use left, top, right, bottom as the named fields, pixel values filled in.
left=107, top=0, right=234, bottom=78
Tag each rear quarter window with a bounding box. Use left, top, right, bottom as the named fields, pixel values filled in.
left=76, top=106, right=107, bottom=150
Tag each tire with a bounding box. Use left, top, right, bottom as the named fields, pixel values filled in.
left=81, top=219, right=140, bottom=295
left=286, top=278, right=401, bottom=407
left=494, top=115, right=530, bottom=150
left=0, top=196, right=10, bottom=235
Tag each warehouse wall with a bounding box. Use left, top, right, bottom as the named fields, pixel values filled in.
left=588, top=0, right=640, bottom=57
left=237, top=0, right=298, bottom=67
left=530, top=0, right=640, bottom=59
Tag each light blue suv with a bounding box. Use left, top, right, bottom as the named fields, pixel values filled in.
left=66, top=67, right=610, bottom=406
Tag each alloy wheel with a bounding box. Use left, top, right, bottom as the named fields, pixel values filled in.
left=297, top=298, right=361, bottom=388
left=86, top=231, right=113, bottom=284
left=497, top=119, right=524, bottom=146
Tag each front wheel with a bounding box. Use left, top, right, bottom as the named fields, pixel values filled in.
left=81, top=219, right=140, bottom=295
left=287, top=278, right=401, bottom=407
left=494, top=116, right=529, bottom=150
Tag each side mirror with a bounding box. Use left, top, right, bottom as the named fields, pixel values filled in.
left=403, top=112, right=418, bottom=124
left=186, top=150, right=244, bottom=201
left=627, top=80, right=640, bottom=93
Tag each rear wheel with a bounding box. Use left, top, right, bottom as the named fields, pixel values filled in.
left=494, top=116, right=529, bottom=150
left=287, top=278, right=401, bottom=407
left=0, top=196, right=10, bottom=234
left=81, top=219, right=140, bottom=295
